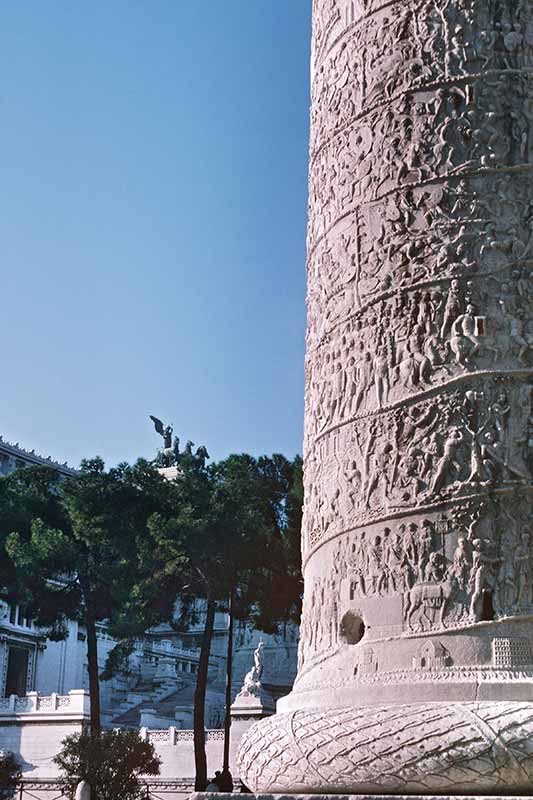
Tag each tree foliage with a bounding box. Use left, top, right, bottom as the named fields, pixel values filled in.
left=1, top=458, right=174, bottom=731
left=54, top=730, right=160, bottom=800
left=0, top=751, right=20, bottom=799
left=142, top=450, right=303, bottom=789
left=145, top=452, right=303, bottom=630
left=0, top=447, right=303, bottom=791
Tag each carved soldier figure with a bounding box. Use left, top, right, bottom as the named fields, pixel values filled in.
left=425, top=552, right=445, bottom=583
left=451, top=536, right=470, bottom=591
left=468, top=539, right=499, bottom=620
left=491, top=390, right=510, bottom=442
left=349, top=531, right=368, bottom=598
left=482, top=430, right=529, bottom=483
left=430, top=427, right=464, bottom=495
left=449, top=304, right=480, bottom=365
left=418, top=520, right=434, bottom=577
left=387, top=529, right=405, bottom=592
left=364, top=442, right=393, bottom=507
left=440, top=279, right=463, bottom=339
left=514, top=533, right=532, bottom=610
left=401, top=522, right=418, bottom=585
left=509, top=309, right=533, bottom=363
left=373, top=346, right=390, bottom=408
left=494, top=525, right=518, bottom=612
left=366, top=535, right=383, bottom=595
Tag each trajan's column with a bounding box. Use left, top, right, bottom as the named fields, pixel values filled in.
left=238, top=0, right=533, bottom=794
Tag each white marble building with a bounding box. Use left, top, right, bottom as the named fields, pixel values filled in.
left=0, top=439, right=80, bottom=705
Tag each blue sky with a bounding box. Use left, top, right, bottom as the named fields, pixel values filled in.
left=1, top=2, right=311, bottom=467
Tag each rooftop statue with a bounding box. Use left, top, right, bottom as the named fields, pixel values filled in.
left=149, top=415, right=178, bottom=467
left=149, top=416, right=210, bottom=470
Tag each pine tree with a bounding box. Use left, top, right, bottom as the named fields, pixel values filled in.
left=145, top=451, right=302, bottom=789
left=2, top=458, right=172, bottom=733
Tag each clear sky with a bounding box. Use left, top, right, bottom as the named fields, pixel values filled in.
left=1, top=2, right=311, bottom=468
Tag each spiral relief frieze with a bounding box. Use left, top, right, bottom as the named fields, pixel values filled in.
left=238, top=0, right=533, bottom=792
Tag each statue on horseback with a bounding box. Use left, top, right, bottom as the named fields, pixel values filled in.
left=149, top=416, right=210, bottom=470
left=150, top=415, right=178, bottom=467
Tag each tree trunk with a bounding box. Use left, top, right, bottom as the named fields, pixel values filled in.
left=193, top=597, right=216, bottom=790
left=80, top=579, right=101, bottom=734
left=223, top=587, right=234, bottom=774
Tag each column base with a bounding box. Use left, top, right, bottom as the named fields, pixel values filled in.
left=237, top=702, right=533, bottom=795
left=192, top=796, right=533, bottom=800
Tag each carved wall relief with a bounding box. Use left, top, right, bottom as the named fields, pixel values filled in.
left=301, top=490, right=532, bottom=670
left=305, top=273, right=533, bottom=446
left=298, top=574, right=342, bottom=670
left=238, top=0, right=533, bottom=792
left=492, top=637, right=533, bottom=667
left=412, top=641, right=451, bottom=670
left=306, top=174, right=533, bottom=348
left=311, top=0, right=533, bottom=135
left=303, top=378, right=532, bottom=555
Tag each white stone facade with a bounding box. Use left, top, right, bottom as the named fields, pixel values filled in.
left=0, top=692, right=222, bottom=797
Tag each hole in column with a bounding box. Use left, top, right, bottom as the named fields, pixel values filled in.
left=481, top=590, right=495, bottom=622
left=340, top=611, right=365, bottom=645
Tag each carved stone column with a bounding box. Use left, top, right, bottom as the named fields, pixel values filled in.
left=238, top=0, right=533, bottom=794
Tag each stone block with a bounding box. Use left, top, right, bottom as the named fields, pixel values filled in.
left=190, top=796, right=533, bottom=800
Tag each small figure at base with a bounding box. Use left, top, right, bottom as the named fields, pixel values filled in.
left=217, top=767, right=234, bottom=792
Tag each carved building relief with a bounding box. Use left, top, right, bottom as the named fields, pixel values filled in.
left=492, top=637, right=533, bottom=668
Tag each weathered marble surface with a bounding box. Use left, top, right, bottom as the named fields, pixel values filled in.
left=239, top=0, right=533, bottom=793
left=238, top=702, right=533, bottom=794
left=192, top=796, right=533, bottom=800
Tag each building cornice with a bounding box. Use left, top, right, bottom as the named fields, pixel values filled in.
left=0, top=438, right=77, bottom=476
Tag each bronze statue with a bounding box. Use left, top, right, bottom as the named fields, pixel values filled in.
left=149, top=415, right=177, bottom=467
left=149, top=417, right=209, bottom=469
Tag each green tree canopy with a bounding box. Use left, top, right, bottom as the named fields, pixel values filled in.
left=0, top=750, right=21, bottom=798
left=142, top=450, right=303, bottom=789
left=1, top=458, right=174, bottom=731
left=54, top=729, right=160, bottom=800
left=0, top=447, right=303, bottom=791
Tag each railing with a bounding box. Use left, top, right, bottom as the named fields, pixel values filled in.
left=2, top=782, right=65, bottom=800
left=142, top=726, right=225, bottom=745
left=0, top=690, right=89, bottom=717
left=1, top=779, right=196, bottom=798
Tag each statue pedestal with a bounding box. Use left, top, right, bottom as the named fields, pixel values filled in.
left=158, top=466, right=180, bottom=481
left=225, top=687, right=275, bottom=787
left=231, top=688, right=275, bottom=720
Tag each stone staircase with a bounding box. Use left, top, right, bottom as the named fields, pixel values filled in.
left=108, top=675, right=197, bottom=728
